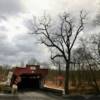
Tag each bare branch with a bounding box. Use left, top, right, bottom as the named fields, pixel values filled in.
left=32, top=11, right=87, bottom=94
left=70, top=11, right=86, bottom=50
left=41, top=40, right=54, bottom=47
left=51, top=54, right=63, bottom=60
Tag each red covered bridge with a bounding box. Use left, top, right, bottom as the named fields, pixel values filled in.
left=11, top=64, right=48, bottom=90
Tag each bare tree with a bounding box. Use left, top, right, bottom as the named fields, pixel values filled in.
left=93, top=7, right=100, bottom=26
left=79, top=39, right=100, bottom=92
left=27, top=58, right=40, bottom=65
left=32, top=11, right=86, bottom=94
left=89, top=33, right=100, bottom=58
left=51, top=57, right=62, bottom=75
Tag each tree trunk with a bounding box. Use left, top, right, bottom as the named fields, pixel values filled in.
left=86, top=56, right=100, bottom=93
left=58, top=62, right=61, bottom=75
left=64, top=50, right=70, bottom=94
left=77, top=63, right=81, bottom=87
left=64, top=63, right=70, bottom=94
left=89, top=64, right=100, bottom=93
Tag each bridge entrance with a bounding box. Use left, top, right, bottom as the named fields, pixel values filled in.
left=17, top=74, right=41, bottom=91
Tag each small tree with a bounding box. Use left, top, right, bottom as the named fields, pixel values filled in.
left=32, top=11, right=86, bottom=94
left=79, top=39, right=100, bottom=92
left=27, top=58, right=40, bottom=65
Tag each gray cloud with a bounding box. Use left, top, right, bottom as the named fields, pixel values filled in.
left=13, top=33, right=36, bottom=52
left=13, top=33, right=50, bottom=63
left=0, top=0, right=98, bottom=66
left=0, top=36, right=19, bottom=55
left=0, top=0, right=23, bottom=15
left=0, top=31, right=50, bottom=65
left=0, top=0, right=50, bottom=65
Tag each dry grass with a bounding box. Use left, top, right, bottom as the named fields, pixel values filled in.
left=44, top=80, right=100, bottom=94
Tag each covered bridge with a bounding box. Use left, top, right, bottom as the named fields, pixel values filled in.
left=11, top=64, right=48, bottom=91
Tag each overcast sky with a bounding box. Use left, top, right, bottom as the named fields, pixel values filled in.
left=0, top=0, right=99, bottom=66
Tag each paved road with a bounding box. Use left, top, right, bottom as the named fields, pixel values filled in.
left=0, top=91, right=100, bottom=100
left=0, top=91, right=62, bottom=100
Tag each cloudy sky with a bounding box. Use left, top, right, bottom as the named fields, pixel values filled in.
left=0, top=0, right=99, bottom=66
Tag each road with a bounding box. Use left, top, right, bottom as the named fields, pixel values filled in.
left=0, top=91, right=63, bottom=100
left=0, top=91, right=100, bottom=100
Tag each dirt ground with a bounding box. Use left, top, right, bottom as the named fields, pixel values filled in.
left=44, top=80, right=100, bottom=94
left=44, top=80, right=64, bottom=89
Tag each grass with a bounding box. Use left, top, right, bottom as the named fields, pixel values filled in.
left=0, top=85, right=11, bottom=93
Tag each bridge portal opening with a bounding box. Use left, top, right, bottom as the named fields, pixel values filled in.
left=17, top=74, right=41, bottom=91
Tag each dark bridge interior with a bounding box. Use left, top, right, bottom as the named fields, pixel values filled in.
left=17, top=74, right=41, bottom=91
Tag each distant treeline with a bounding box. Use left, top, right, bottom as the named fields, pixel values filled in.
left=47, top=69, right=100, bottom=81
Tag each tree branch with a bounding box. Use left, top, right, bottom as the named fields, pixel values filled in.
left=70, top=11, right=86, bottom=50
left=51, top=54, right=63, bottom=60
